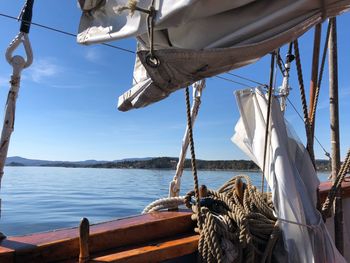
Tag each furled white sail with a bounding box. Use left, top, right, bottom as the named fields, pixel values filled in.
left=77, top=0, right=350, bottom=111
left=232, top=88, right=345, bottom=263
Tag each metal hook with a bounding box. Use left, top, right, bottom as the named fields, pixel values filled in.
left=5, top=32, right=33, bottom=70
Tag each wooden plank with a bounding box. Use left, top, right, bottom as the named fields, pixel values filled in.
left=0, top=211, right=194, bottom=262
left=90, top=234, right=199, bottom=263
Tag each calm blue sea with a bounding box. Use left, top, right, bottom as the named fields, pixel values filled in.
left=0, top=167, right=330, bottom=236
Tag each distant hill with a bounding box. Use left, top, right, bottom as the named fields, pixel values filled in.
left=5, top=156, right=332, bottom=172
left=5, top=156, right=109, bottom=167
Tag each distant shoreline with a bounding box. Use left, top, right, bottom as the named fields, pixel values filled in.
left=5, top=156, right=332, bottom=172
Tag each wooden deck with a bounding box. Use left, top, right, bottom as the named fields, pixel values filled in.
left=0, top=180, right=349, bottom=262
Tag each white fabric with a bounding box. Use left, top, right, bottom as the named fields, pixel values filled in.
left=232, top=88, right=345, bottom=263
left=77, top=0, right=350, bottom=111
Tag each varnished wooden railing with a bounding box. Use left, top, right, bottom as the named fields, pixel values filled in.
left=0, top=211, right=195, bottom=262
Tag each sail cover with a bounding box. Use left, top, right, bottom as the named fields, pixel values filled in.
left=232, top=88, right=345, bottom=263
left=78, top=0, right=350, bottom=111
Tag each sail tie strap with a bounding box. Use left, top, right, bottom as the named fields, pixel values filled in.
left=118, top=0, right=159, bottom=67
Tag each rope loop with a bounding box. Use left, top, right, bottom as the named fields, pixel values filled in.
left=5, top=32, right=33, bottom=70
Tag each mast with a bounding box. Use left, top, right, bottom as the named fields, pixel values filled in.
left=309, top=24, right=321, bottom=144
left=328, top=17, right=343, bottom=254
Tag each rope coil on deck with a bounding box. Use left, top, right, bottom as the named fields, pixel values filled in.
left=143, top=175, right=283, bottom=262
left=184, top=175, right=282, bottom=263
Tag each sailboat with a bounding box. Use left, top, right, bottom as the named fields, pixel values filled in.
left=0, top=0, right=350, bottom=262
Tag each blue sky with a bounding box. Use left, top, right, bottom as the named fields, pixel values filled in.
left=0, top=1, right=349, bottom=161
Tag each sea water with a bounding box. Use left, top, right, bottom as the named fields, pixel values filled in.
left=0, top=167, right=330, bottom=236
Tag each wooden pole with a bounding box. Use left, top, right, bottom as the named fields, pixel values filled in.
left=328, top=17, right=343, bottom=254
left=79, top=217, right=90, bottom=263
left=309, top=24, right=322, bottom=142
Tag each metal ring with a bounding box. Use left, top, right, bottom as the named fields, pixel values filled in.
left=145, top=53, right=160, bottom=68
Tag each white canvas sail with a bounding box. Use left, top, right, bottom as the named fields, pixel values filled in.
left=232, top=88, right=345, bottom=263
left=77, top=0, right=350, bottom=111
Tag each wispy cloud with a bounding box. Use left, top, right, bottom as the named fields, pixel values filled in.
left=0, top=76, right=9, bottom=87
left=50, top=84, right=84, bottom=89
left=84, top=48, right=101, bottom=63
left=340, top=87, right=350, bottom=97
left=28, top=58, right=61, bottom=83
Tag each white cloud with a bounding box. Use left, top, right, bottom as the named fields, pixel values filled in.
left=29, top=58, right=60, bottom=83
left=84, top=48, right=100, bottom=63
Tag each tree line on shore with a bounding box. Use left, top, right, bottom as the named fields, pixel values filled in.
left=7, top=157, right=332, bottom=172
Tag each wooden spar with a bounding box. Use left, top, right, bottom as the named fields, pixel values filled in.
left=261, top=52, right=276, bottom=193
left=309, top=24, right=322, bottom=144
left=328, top=17, right=343, bottom=254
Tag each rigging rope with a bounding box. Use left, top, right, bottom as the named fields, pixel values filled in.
left=185, top=87, right=202, bottom=230
left=0, top=13, right=136, bottom=54
left=276, top=51, right=286, bottom=75
left=293, top=39, right=316, bottom=166
left=261, top=53, right=276, bottom=194
left=322, top=148, right=350, bottom=218
left=286, top=97, right=330, bottom=158
left=226, top=72, right=267, bottom=87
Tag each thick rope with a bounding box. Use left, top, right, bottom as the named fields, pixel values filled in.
left=293, top=40, right=316, bottom=165
left=142, top=196, right=186, bottom=214
left=185, top=175, right=282, bottom=263
left=322, top=148, right=350, bottom=218
left=185, top=87, right=202, bottom=230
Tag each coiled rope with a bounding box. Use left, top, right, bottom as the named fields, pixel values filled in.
left=184, top=175, right=281, bottom=263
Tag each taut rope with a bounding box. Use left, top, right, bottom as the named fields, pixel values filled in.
left=261, top=53, right=276, bottom=194
left=185, top=86, right=202, bottom=230
left=293, top=39, right=316, bottom=166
